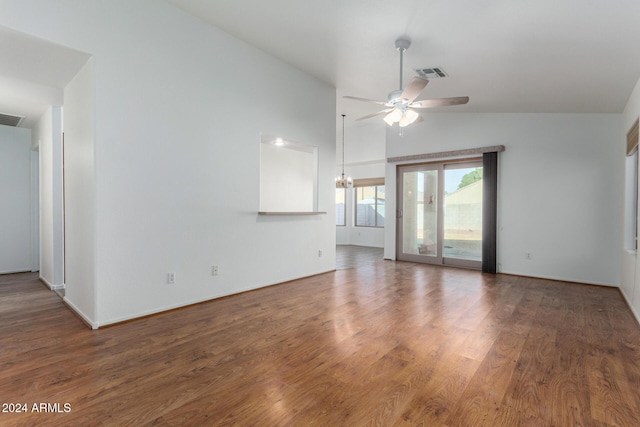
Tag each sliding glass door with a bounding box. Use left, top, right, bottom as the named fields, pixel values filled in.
left=397, top=160, right=483, bottom=269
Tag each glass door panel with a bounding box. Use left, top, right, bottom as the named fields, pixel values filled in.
left=443, top=165, right=483, bottom=264
left=397, top=165, right=442, bottom=264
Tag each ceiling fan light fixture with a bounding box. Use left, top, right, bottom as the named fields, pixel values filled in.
left=384, top=107, right=403, bottom=126
left=383, top=112, right=395, bottom=126
left=399, top=109, right=419, bottom=127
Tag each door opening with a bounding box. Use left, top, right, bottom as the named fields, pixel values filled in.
left=397, top=159, right=483, bottom=269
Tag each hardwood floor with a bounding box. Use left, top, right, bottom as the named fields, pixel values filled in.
left=336, top=244, right=384, bottom=270
left=2, top=263, right=640, bottom=426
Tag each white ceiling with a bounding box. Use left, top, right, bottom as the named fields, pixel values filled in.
left=168, top=0, right=640, bottom=119
left=3, top=2, right=640, bottom=130
left=0, top=26, right=90, bottom=129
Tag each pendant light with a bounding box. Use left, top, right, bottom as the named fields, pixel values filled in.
left=335, top=114, right=352, bottom=189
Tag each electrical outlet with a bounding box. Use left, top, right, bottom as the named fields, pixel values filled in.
left=167, top=272, right=176, bottom=284
left=318, top=249, right=322, bottom=257
left=525, top=252, right=531, bottom=260
left=212, top=265, right=219, bottom=276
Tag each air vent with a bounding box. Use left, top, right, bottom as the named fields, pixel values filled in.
left=415, top=67, right=448, bottom=79
left=0, top=112, right=25, bottom=127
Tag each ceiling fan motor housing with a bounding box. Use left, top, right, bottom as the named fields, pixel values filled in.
left=395, top=38, right=411, bottom=51
left=387, top=89, right=404, bottom=104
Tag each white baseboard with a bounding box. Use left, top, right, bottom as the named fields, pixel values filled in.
left=63, top=297, right=98, bottom=329
left=0, top=269, right=31, bottom=275
left=619, top=287, right=640, bottom=325
left=498, top=270, right=618, bottom=288
left=96, top=268, right=336, bottom=328
left=39, top=275, right=65, bottom=291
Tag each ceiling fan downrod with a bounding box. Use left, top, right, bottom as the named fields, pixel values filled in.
left=395, top=38, right=411, bottom=91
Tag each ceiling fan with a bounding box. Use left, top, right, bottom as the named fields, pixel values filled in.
left=344, top=38, right=469, bottom=128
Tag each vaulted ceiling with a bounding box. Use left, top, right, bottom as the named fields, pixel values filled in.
left=2, top=1, right=640, bottom=131
left=0, top=26, right=90, bottom=129
left=168, top=0, right=640, bottom=120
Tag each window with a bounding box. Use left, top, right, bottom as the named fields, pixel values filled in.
left=335, top=188, right=346, bottom=226
left=355, top=185, right=385, bottom=227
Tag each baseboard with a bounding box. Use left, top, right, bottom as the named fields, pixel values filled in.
left=96, top=268, right=336, bottom=328
left=63, top=297, right=98, bottom=330
left=337, top=244, right=384, bottom=249
left=619, top=287, right=640, bottom=325
left=0, top=269, right=31, bottom=275
left=39, top=275, right=65, bottom=291
left=498, top=269, right=618, bottom=288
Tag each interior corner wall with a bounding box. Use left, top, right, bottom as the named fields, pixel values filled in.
left=384, top=113, right=623, bottom=287
left=0, top=124, right=32, bottom=274
left=621, top=75, right=640, bottom=320
left=63, top=58, right=96, bottom=325
left=34, top=105, right=64, bottom=289
left=0, top=0, right=335, bottom=326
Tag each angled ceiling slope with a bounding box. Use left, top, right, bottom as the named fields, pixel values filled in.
left=0, top=26, right=91, bottom=129
left=168, top=0, right=640, bottom=115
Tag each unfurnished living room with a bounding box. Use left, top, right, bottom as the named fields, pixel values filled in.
left=2, top=1, right=640, bottom=425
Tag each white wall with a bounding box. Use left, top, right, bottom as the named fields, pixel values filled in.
left=336, top=121, right=386, bottom=248
left=34, top=108, right=52, bottom=283
left=33, top=105, right=64, bottom=289
left=621, top=76, right=640, bottom=320
left=0, top=124, right=32, bottom=274
left=0, top=125, right=32, bottom=274
left=30, top=148, right=39, bottom=272
left=385, top=113, right=622, bottom=286
left=63, top=58, right=96, bottom=324
left=0, top=0, right=336, bottom=326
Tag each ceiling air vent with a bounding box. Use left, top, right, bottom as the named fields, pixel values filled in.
left=0, top=112, right=25, bottom=127
left=415, top=67, right=448, bottom=79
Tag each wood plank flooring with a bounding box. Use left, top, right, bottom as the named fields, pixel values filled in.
left=336, top=244, right=384, bottom=270
left=1, top=263, right=640, bottom=426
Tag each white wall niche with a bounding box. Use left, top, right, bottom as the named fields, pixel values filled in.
left=259, top=134, right=319, bottom=213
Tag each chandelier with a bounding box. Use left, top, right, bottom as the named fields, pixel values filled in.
left=336, top=114, right=352, bottom=188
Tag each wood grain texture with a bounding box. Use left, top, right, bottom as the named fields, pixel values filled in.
left=1, top=264, right=640, bottom=426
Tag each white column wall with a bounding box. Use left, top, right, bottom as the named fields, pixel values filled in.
left=33, top=106, right=64, bottom=289
left=63, top=58, right=95, bottom=325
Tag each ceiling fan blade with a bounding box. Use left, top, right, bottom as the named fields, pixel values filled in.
left=414, top=113, right=424, bottom=124
left=343, top=95, right=387, bottom=106
left=400, top=77, right=429, bottom=103
left=411, top=96, right=470, bottom=108
left=356, top=109, right=393, bottom=121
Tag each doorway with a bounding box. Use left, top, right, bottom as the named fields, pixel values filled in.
left=397, top=159, right=483, bottom=269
